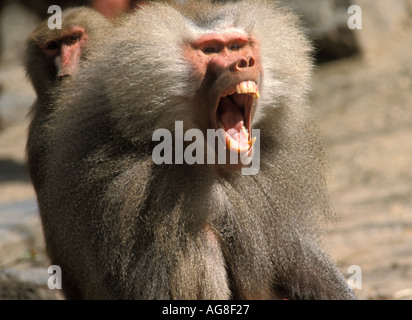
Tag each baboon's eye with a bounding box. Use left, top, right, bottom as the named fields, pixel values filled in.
left=230, top=44, right=241, bottom=51
left=203, top=46, right=220, bottom=55
left=46, top=41, right=58, bottom=50
left=65, top=33, right=83, bottom=45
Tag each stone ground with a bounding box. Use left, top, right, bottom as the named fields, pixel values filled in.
left=0, top=5, right=412, bottom=301
left=312, top=27, right=412, bottom=299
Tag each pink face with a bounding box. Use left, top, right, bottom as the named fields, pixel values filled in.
left=41, top=27, right=87, bottom=79
left=186, top=32, right=260, bottom=80
left=91, top=0, right=131, bottom=18
left=184, top=31, right=262, bottom=161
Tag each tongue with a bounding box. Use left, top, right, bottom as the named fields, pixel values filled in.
left=220, top=98, right=244, bottom=132
left=219, top=98, right=249, bottom=151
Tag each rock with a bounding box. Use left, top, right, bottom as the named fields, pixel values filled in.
left=0, top=2, right=38, bottom=131
left=0, top=270, right=62, bottom=300
left=280, top=0, right=412, bottom=63
left=0, top=199, right=42, bottom=266
left=355, top=0, right=412, bottom=61
left=280, top=0, right=359, bottom=63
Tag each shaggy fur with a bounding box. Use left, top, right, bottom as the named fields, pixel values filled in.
left=25, top=7, right=112, bottom=190
left=27, top=0, right=356, bottom=299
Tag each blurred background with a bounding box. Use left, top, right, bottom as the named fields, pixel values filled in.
left=0, top=0, right=411, bottom=299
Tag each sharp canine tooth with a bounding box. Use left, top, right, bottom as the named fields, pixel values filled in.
left=248, top=137, right=257, bottom=147
left=217, top=119, right=224, bottom=129
left=225, top=81, right=258, bottom=98
left=241, top=126, right=248, bottom=137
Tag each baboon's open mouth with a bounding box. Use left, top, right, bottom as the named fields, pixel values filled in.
left=216, top=81, right=259, bottom=154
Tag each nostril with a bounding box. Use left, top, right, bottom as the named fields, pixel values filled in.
left=237, top=58, right=248, bottom=69
left=58, top=74, right=70, bottom=81
left=236, top=57, right=255, bottom=69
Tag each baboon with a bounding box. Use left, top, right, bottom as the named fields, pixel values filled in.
left=25, top=7, right=111, bottom=97
left=13, top=0, right=138, bottom=20
left=28, top=0, right=356, bottom=299
left=90, top=0, right=139, bottom=18
left=25, top=7, right=111, bottom=189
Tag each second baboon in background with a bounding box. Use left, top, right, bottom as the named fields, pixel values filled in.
left=25, top=7, right=112, bottom=189
left=28, top=0, right=356, bottom=300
